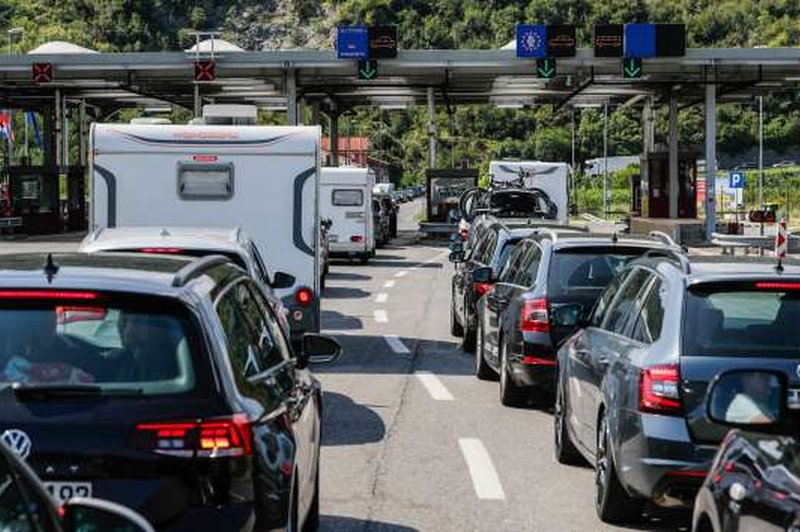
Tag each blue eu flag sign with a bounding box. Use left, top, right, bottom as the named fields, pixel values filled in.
left=516, top=24, right=547, bottom=58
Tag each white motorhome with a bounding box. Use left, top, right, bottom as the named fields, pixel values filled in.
left=488, top=160, right=570, bottom=223
left=320, top=167, right=375, bottom=263
left=89, top=123, right=322, bottom=339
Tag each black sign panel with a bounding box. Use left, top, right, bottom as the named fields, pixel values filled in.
left=593, top=24, right=623, bottom=57
left=656, top=24, right=686, bottom=57
left=357, top=59, right=378, bottom=80
left=32, top=63, right=53, bottom=84
left=194, top=60, right=216, bottom=82
left=368, top=26, right=397, bottom=59
left=622, top=57, right=643, bottom=79
left=536, top=58, right=556, bottom=79
left=546, top=25, right=576, bottom=57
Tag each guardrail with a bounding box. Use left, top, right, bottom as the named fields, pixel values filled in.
left=710, top=232, right=800, bottom=255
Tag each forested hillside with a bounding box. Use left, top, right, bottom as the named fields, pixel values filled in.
left=4, top=0, right=800, bottom=182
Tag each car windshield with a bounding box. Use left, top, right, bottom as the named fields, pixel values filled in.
left=548, top=247, right=650, bottom=294
left=684, top=284, right=800, bottom=357
left=489, top=191, right=550, bottom=218
left=0, top=296, right=200, bottom=395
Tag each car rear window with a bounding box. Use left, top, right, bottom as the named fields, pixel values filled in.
left=489, top=191, right=547, bottom=218
left=548, top=247, right=650, bottom=294
left=332, top=189, right=364, bottom=206
left=684, top=283, right=800, bottom=357
left=0, top=294, right=205, bottom=395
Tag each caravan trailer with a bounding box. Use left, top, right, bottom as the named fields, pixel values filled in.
left=320, top=167, right=375, bottom=262
left=489, top=161, right=569, bottom=223
left=89, top=123, right=322, bottom=340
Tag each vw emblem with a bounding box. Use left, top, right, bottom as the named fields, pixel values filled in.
left=2, top=429, right=32, bottom=461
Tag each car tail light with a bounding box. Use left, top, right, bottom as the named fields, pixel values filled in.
left=136, top=414, right=252, bottom=458
left=755, top=282, right=800, bottom=290
left=520, top=298, right=550, bottom=332
left=639, top=364, right=682, bottom=415
left=350, top=235, right=364, bottom=243
left=295, top=287, right=313, bottom=307
left=521, top=356, right=556, bottom=366
left=0, top=290, right=98, bottom=300
left=473, top=282, right=493, bottom=297
left=139, top=248, right=184, bottom=254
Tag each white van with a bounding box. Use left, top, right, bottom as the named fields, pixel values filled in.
left=89, top=123, right=322, bottom=340
left=320, top=167, right=375, bottom=263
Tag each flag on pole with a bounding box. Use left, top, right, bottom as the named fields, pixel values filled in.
left=0, top=111, right=14, bottom=142
left=26, top=112, right=42, bottom=148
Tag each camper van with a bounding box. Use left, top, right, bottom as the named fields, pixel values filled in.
left=89, top=123, right=322, bottom=340
left=488, top=160, right=570, bottom=223
left=320, top=167, right=375, bottom=263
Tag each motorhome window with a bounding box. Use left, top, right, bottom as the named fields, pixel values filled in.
left=177, top=164, right=234, bottom=200
left=332, top=189, right=364, bottom=206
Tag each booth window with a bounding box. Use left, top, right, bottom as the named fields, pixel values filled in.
left=332, top=189, right=363, bottom=206
left=177, top=164, right=234, bottom=200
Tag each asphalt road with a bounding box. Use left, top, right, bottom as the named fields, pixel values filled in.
left=316, top=198, right=691, bottom=532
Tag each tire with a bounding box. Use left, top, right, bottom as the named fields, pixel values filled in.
left=475, top=321, right=497, bottom=381
left=320, top=275, right=326, bottom=291
left=499, top=340, right=526, bottom=407
left=450, top=290, right=464, bottom=337
left=595, top=413, right=645, bottom=524
left=359, top=254, right=369, bottom=265
left=461, top=298, right=476, bottom=353
left=554, top=373, right=582, bottom=465
left=302, top=466, right=320, bottom=532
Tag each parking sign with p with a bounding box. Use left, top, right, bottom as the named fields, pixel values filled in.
left=729, top=171, right=745, bottom=189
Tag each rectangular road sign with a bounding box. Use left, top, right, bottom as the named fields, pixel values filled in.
left=624, top=24, right=656, bottom=58
left=546, top=25, right=576, bottom=57
left=536, top=58, right=556, bottom=79
left=656, top=24, right=686, bottom=57
left=32, top=63, right=53, bottom=84
left=337, top=26, right=369, bottom=59
left=622, top=57, right=642, bottom=79
left=357, top=59, right=378, bottom=80
left=729, top=171, right=745, bottom=189
left=516, top=24, right=547, bottom=58
left=593, top=24, right=623, bottom=57
left=369, top=26, right=397, bottom=59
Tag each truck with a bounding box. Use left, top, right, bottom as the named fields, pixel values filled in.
left=89, top=123, right=322, bottom=341
left=320, top=166, right=375, bottom=263
left=488, top=161, right=570, bottom=223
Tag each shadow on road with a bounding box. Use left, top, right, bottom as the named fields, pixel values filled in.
left=319, top=516, right=418, bottom=532
left=321, top=310, right=364, bottom=331
left=322, top=391, right=386, bottom=446
left=323, top=286, right=371, bottom=299
left=326, top=271, right=372, bottom=282
left=365, top=260, right=443, bottom=270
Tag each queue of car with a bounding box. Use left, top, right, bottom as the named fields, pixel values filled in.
left=449, top=185, right=800, bottom=531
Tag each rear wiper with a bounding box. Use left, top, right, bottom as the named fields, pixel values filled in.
left=11, top=384, right=143, bottom=400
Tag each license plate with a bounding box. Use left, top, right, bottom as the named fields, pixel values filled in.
left=329, top=234, right=338, bottom=243
left=788, top=388, right=800, bottom=410
left=44, top=481, right=92, bottom=504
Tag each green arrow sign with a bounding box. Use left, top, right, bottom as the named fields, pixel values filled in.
left=536, top=58, right=556, bottom=79
left=622, top=57, right=642, bottom=79
left=358, top=59, right=378, bottom=80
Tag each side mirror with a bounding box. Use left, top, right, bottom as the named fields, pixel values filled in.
left=271, top=271, right=295, bottom=289
left=471, top=267, right=494, bottom=283
left=707, top=370, right=786, bottom=427
left=299, top=334, right=342, bottom=367
left=551, top=303, right=585, bottom=327
left=62, top=498, right=154, bottom=532
left=448, top=251, right=465, bottom=263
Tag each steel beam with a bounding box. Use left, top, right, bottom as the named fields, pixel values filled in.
left=668, top=94, right=679, bottom=219
left=705, top=83, right=717, bottom=239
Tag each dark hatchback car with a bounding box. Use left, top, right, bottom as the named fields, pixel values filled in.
left=0, top=253, right=341, bottom=531
left=555, top=255, right=800, bottom=524
left=450, top=222, right=540, bottom=352
left=475, top=231, right=675, bottom=406
left=693, top=369, right=800, bottom=532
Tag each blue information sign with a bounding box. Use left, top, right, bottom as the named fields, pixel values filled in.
left=516, top=24, right=547, bottom=58
left=729, top=171, right=745, bottom=189
left=624, top=24, right=656, bottom=58
left=337, top=26, right=368, bottom=59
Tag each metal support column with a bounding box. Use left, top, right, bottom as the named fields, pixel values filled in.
left=668, top=94, right=679, bottom=219
left=643, top=96, right=655, bottom=153
left=286, top=70, right=298, bottom=126
left=705, top=83, right=717, bottom=239
left=328, top=111, right=339, bottom=167
left=78, top=100, right=87, bottom=167
left=758, top=95, right=764, bottom=206
left=603, top=102, right=609, bottom=217
left=55, top=89, right=62, bottom=170
left=193, top=85, right=201, bottom=119
left=427, top=87, right=436, bottom=168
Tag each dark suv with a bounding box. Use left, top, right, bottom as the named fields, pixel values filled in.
left=475, top=231, right=675, bottom=406
left=0, top=253, right=340, bottom=531
left=555, top=255, right=800, bottom=524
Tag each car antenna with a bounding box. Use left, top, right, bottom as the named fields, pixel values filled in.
left=43, top=254, right=59, bottom=283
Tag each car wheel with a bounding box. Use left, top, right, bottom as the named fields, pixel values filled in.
left=461, top=299, right=476, bottom=353
left=450, top=290, right=464, bottom=337
left=499, top=340, right=526, bottom=407
left=595, top=413, right=644, bottom=523
left=475, top=320, right=497, bottom=381
left=554, top=373, right=582, bottom=465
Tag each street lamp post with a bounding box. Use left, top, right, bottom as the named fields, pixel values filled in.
left=7, top=27, right=22, bottom=54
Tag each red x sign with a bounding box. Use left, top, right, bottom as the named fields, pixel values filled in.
left=32, top=63, right=53, bottom=84
left=194, top=60, right=216, bottom=82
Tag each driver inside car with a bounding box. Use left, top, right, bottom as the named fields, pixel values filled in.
left=725, top=372, right=778, bottom=424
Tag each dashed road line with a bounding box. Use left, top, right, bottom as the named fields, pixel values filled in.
left=458, top=438, right=506, bottom=500
left=375, top=292, right=388, bottom=304
left=394, top=270, right=408, bottom=278
left=383, top=334, right=410, bottom=354
left=374, top=309, right=389, bottom=323
left=383, top=280, right=396, bottom=289
left=414, top=371, right=454, bottom=401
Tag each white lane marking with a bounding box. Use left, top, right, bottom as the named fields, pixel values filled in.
left=384, top=335, right=410, bottom=354
left=375, top=292, right=388, bottom=304
left=383, top=280, right=396, bottom=289
left=458, top=438, right=506, bottom=500
left=374, top=309, right=389, bottom=323
left=394, top=270, right=408, bottom=278
left=414, top=371, right=454, bottom=401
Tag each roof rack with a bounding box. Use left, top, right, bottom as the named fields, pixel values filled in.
left=172, top=255, right=232, bottom=288
left=648, top=230, right=678, bottom=248
left=642, top=248, right=691, bottom=274
left=88, top=227, right=104, bottom=242
left=533, top=227, right=559, bottom=242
